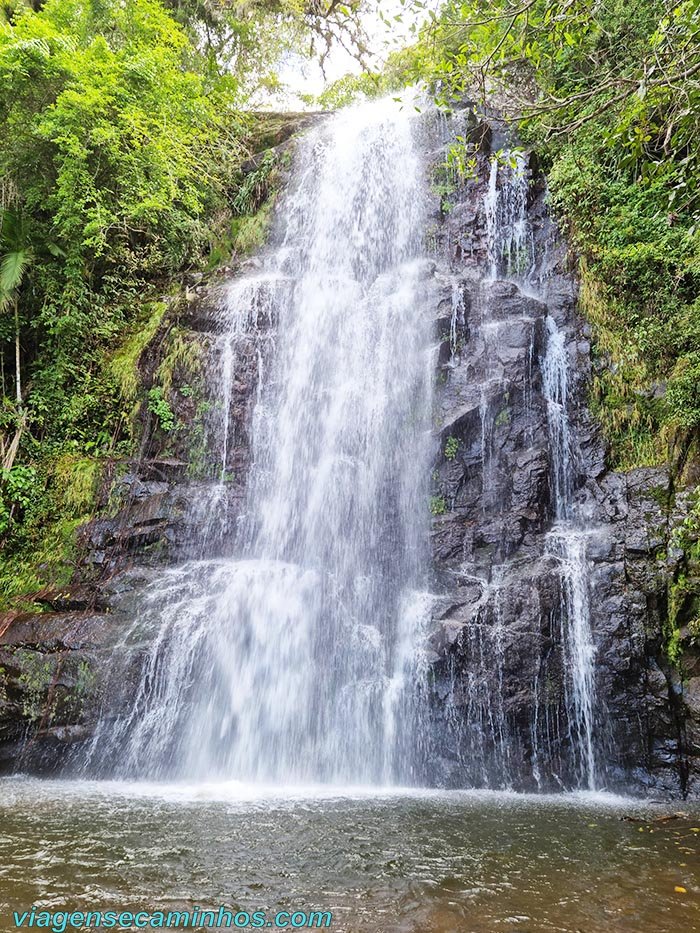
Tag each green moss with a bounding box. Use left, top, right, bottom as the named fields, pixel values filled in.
left=51, top=455, right=101, bottom=516
left=647, top=484, right=672, bottom=511
left=0, top=515, right=84, bottom=610
left=15, top=649, right=56, bottom=722
left=430, top=495, right=447, bottom=516
left=206, top=172, right=276, bottom=268
left=0, top=452, right=102, bottom=610
left=246, top=113, right=310, bottom=152
left=666, top=495, right=700, bottom=665
left=666, top=575, right=688, bottom=667
left=157, top=328, right=203, bottom=393
left=62, top=658, right=96, bottom=719
left=108, top=301, right=168, bottom=405
left=231, top=199, right=274, bottom=255
left=186, top=399, right=215, bottom=479
left=580, top=265, right=665, bottom=469
left=688, top=617, right=700, bottom=646
left=550, top=156, right=700, bottom=470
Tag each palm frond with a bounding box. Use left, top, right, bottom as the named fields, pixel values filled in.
left=0, top=248, right=33, bottom=296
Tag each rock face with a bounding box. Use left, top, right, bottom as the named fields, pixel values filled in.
left=1, top=103, right=699, bottom=796
left=0, top=259, right=277, bottom=772
left=0, top=609, right=114, bottom=772
left=423, top=105, right=698, bottom=796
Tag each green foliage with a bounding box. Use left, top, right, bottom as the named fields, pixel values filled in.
left=163, top=0, right=372, bottom=95
left=52, top=454, right=100, bottom=515
left=1, top=0, right=243, bottom=273
left=309, top=32, right=434, bottom=110
left=444, top=435, right=459, bottom=460
left=0, top=513, right=83, bottom=609
left=431, top=161, right=458, bottom=213
left=667, top=351, right=700, bottom=431
left=0, top=210, right=33, bottom=310
left=0, top=433, right=102, bottom=609
left=0, top=448, right=101, bottom=605
left=231, top=150, right=279, bottom=216
left=430, top=495, right=447, bottom=515
left=147, top=386, right=176, bottom=433
left=551, top=137, right=700, bottom=465
left=0, top=0, right=249, bottom=592
left=666, top=494, right=700, bottom=665
left=0, top=464, right=35, bottom=535
left=207, top=148, right=282, bottom=266
left=0, top=0, right=244, bottom=457
left=237, top=200, right=275, bottom=252
left=157, top=326, right=202, bottom=393
left=445, top=135, right=478, bottom=182
left=311, top=71, right=386, bottom=109
left=108, top=301, right=168, bottom=405
left=208, top=196, right=274, bottom=268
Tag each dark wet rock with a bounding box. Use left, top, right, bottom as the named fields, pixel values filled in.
left=425, top=116, right=700, bottom=797
left=0, top=609, right=130, bottom=773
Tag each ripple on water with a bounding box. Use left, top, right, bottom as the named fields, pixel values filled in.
left=0, top=778, right=698, bottom=933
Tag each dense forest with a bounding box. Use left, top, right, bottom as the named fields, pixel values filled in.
left=1, top=0, right=699, bottom=656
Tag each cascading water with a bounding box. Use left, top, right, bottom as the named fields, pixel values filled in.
left=77, top=107, right=605, bottom=795
left=428, top=138, right=601, bottom=792
left=483, top=151, right=533, bottom=282
left=83, top=97, right=435, bottom=786
left=484, top=149, right=598, bottom=789
left=541, top=317, right=597, bottom=788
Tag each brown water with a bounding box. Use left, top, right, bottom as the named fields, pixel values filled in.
left=0, top=779, right=698, bottom=932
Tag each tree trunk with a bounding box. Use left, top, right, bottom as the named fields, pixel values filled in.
left=2, top=417, right=24, bottom=472
left=14, top=297, right=21, bottom=406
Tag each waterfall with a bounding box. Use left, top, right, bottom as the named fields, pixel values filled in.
left=541, top=317, right=597, bottom=789
left=483, top=152, right=533, bottom=281
left=485, top=151, right=598, bottom=789
left=84, top=97, right=435, bottom=785
left=77, top=109, right=604, bottom=795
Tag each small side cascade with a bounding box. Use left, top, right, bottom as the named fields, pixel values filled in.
left=541, top=315, right=597, bottom=789
left=449, top=281, right=466, bottom=361
left=484, top=151, right=534, bottom=282
left=184, top=273, right=286, bottom=558
left=431, top=136, right=600, bottom=791
left=488, top=147, right=598, bottom=789
left=214, top=275, right=285, bottom=481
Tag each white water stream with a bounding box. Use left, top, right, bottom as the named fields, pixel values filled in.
left=86, top=97, right=435, bottom=784
left=484, top=151, right=598, bottom=789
